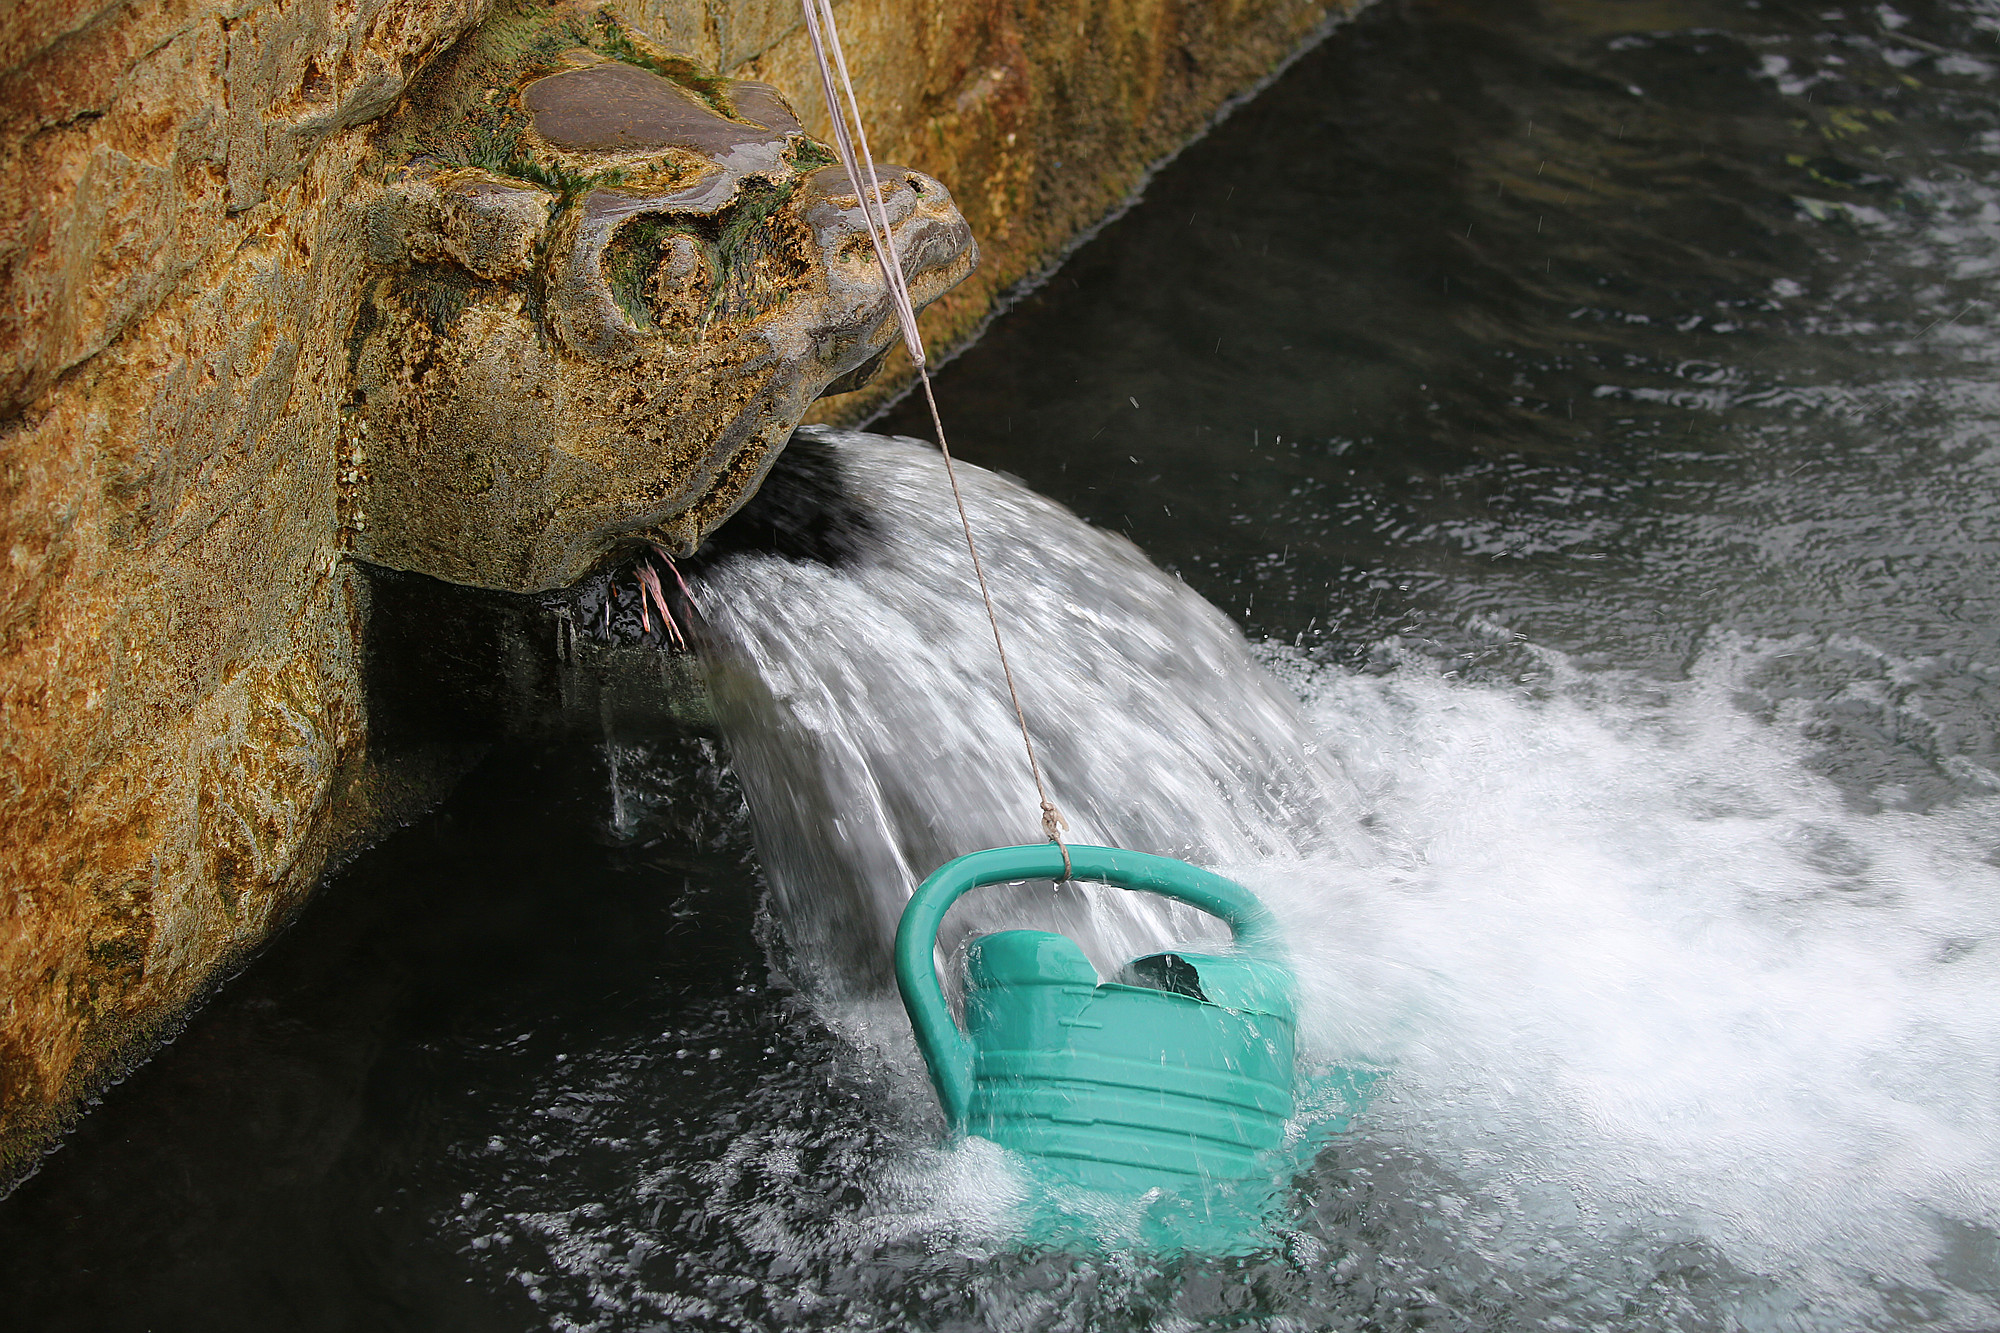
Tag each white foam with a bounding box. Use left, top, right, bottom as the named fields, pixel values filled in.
left=689, top=431, right=2000, bottom=1325
left=1239, top=635, right=2000, bottom=1325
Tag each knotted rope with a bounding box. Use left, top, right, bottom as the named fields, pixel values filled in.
left=797, top=0, right=1071, bottom=880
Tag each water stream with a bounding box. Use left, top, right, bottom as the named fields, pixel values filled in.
left=687, top=425, right=2000, bottom=1329
left=689, top=427, right=1357, bottom=998
left=7, top=0, right=2000, bottom=1328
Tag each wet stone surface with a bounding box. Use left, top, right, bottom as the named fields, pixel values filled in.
left=346, top=13, right=978, bottom=590
left=522, top=60, right=804, bottom=155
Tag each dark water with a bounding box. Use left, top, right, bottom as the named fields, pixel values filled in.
left=9, top=0, right=2000, bottom=1327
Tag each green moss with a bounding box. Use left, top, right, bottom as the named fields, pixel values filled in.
left=375, top=1, right=740, bottom=199
left=705, top=176, right=812, bottom=327
left=787, top=139, right=837, bottom=172
left=501, top=153, right=602, bottom=199
left=602, top=216, right=716, bottom=331
left=714, top=177, right=794, bottom=261
left=599, top=174, right=805, bottom=334
left=372, top=0, right=842, bottom=214
left=447, top=0, right=604, bottom=83
left=363, top=0, right=838, bottom=332
left=390, top=262, right=483, bottom=339
left=588, top=12, right=735, bottom=113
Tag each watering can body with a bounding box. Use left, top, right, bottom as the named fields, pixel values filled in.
left=895, top=844, right=1298, bottom=1195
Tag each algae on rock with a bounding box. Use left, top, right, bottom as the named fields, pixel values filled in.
left=347, top=5, right=976, bottom=590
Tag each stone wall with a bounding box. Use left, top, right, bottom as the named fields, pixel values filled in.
left=0, top=0, right=498, bottom=1189
left=630, top=0, right=1364, bottom=419
left=0, top=0, right=1355, bottom=1188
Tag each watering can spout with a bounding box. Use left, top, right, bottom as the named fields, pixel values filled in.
left=893, top=843, right=1298, bottom=1194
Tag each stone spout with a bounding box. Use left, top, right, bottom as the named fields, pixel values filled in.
left=345, top=47, right=976, bottom=593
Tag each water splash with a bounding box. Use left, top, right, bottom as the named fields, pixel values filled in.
left=1251, top=636, right=2000, bottom=1327
left=656, top=429, right=2000, bottom=1328
left=687, top=427, right=1358, bottom=995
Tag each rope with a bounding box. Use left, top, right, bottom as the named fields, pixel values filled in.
left=798, top=0, right=1071, bottom=881
left=797, top=0, right=923, bottom=364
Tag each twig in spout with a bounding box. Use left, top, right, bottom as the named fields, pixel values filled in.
left=636, top=560, right=685, bottom=651
left=652, top=544, right=697, bottom=603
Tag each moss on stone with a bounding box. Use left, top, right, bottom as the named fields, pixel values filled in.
left=589, top=13, right=735, bottom=113
left=375, top=0, right=758, bottom=203
left=602, top=215, right=710, bottom=331
left=388, top=262, right=484, bottom=340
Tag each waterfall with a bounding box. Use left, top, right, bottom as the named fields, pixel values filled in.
left=686, top=426, right=1361, bottom=995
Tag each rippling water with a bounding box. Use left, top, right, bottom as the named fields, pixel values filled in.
left=683, top=426, right=2000, bottom=1329
left=7, top=0, right=2000, bottom=1328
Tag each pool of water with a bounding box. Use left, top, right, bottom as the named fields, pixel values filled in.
left=8, top=0, right=2000, bottom=1328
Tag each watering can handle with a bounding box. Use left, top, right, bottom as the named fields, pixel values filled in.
left=892, top=843, right=1284, bottom=1128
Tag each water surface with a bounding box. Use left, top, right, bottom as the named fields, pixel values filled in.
left=8, top=0, right=2000, bottom=1328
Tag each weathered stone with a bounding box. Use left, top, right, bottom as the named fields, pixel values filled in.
left=717, top=0, right=1368, bottom=420
left=346, top=21, right=976, bottom=590
left=1, top=0, right=497, bottom=1190
left=374, top=169, right=557, bottom=280
left=0, top=0, right=1361, bottom=1190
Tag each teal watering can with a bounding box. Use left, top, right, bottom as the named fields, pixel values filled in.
left=895, top=844, right=1297, bottom=1195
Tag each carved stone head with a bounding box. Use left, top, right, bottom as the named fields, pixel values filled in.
left=345, top=14, right=976, bottom=591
